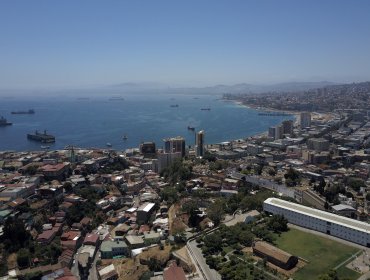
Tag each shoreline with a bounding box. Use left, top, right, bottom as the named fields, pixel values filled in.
left=231, top=99, right=300, bottom=125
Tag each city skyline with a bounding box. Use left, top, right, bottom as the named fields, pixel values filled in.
left=0, top=0, right=370, bottom=90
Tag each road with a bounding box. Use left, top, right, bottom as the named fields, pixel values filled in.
left=244, top=175, right=295, bottom=198
left=187, top=239, right=221, bottom=280
left=88, top=251, right=100, bottom=280
left=71, top=248, right=81, bottom=280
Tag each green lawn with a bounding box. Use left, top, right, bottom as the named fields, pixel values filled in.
left=274, top=228, right=361, bottom=280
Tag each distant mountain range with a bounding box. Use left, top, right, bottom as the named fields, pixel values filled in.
left=0, top=80, right=363, bottom=97
left=105, top=81, right=337, bottom=95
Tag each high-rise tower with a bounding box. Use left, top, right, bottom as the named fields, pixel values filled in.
left=163, top=136, right=186, bottom=157
left=195, top=130, right=204, bottom=157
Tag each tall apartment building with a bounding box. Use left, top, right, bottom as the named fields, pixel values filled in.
left=282, top=120, right=294, bottom=135
left=307, top=138, right=330, bottom=152
left=268, top=125, right=283, bottom=140
left=300, top=112, right=311, bottom=128
left=195, top=130, right=205, bottom=157
left=163, top=136, right=186, bottom=157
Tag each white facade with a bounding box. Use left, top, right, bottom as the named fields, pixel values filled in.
left=263, top=198, right=370, bottom=247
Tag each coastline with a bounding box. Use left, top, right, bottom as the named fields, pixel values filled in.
left=231, top=99, right=300, bottom=126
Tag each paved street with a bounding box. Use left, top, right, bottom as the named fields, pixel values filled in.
left=187, top=239, right=221, bottom=280
left=71, top=248, right=81, bottom=280
left=88, top=251, right=100, bottom=280
left=244, top=175, right=295, bottom=198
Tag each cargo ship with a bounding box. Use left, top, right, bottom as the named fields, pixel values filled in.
left=109, top=96, right=124, bottom=101
left=11, top=109, right=35, bottom=114
left=27, top=130, right=55, bottom=143
left=0, top=116, right=12, bottom=126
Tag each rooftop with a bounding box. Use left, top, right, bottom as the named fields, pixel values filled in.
left=264, top=198, right=370, bottom=233
left=138, top=202, right=155, bottom=212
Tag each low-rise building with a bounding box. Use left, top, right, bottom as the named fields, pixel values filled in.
left=263, top=197, right=370, bottom=246
left=137, top=202, right=156, bottom=224
left=100, top=240, right=129, bottom=259
left=98, top=264, right=118, bottom=280
left=253, top=241, right=298, bottom=270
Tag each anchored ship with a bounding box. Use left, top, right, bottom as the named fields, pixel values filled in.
left=27, top=130, right=55, bottom=143
left=109, top=96, right=124, bottom=101
left=0, top=116, right=12, bottom=126
left=11, top=109, right=35, bottom=114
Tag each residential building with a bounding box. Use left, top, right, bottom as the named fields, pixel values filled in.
left=282, top=120, right=294, bottom=135
left=137, top=202, right=156, bottom=224
left=163, top=137, right=185, bottom=157
left=100, top=241, right=129, bottom=259
left=163, top=262, right=186, bottom=280
left=98, top=264, right=118, bottom=280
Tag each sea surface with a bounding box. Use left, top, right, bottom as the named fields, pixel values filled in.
left=0, top=93, right=293, bottom=151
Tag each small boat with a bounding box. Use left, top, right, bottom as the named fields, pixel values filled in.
left=106, top=142, right=112, bottom=147
left=170, top=104, right=179, bottom=108
left=0, top=116, right=12, bottom=126
left=123, top=135, right=128, bottom=140
left=40, top=145, right=50, bottom=150
left=187, top=126, right=195, bottom=131
left=200, top=108, right=211, bottom=111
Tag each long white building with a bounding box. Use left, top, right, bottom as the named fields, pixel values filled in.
left=263, top=197, right=370, bottom=247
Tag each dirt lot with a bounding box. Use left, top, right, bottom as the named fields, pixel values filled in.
left=104, top=245, right=173, bottom=280
left=7, top=253, right=17, bottom=270
left=138, top=245, right=172, bottom=266
left=169, top=203, right=188, bottom=234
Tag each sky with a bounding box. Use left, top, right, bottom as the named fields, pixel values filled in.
left=0, top=0, right=370, bottom=89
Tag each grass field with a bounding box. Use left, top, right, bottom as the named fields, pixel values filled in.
left=274, top=228, right=361, bottom=280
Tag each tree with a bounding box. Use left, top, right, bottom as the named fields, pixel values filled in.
left=147, top=258, right=162, bottom=271
left=63, top=182, right=73, bottom=193
left=17, top=248, right=30, bottom=268
left=24, top=165, right=38, bottom=175
left=318, top=269, right=339, bottom=280
left=347, top=178, right=365, bottom=192
left=203, top=151, right=217, bottom=162
left=1, top=217, right=31, bottom=252
left=238, top=231, right=254, bottom=247
left=267, top=215, right=288, bottom=233
left=203, top=232, right=223, bottom=255
left=161, top=159, right=192, bottom=185
left=207, top=199, right=225, bottom=226
left=284, top=168, right=300, bottom=185
left=267, top=168, right=277, bottom=177
left=160, top=187, right=179, bottom=205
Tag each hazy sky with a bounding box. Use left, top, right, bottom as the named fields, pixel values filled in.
left=1, top=0, right=370, bottom=89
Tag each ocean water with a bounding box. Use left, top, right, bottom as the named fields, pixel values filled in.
left=0, top=93, right=293, bottom=151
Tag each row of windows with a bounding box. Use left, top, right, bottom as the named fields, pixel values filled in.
left=267, top=205, right=370, bottom=242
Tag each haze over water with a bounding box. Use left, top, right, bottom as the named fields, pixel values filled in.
left=0, top=93, right=292, bottom=151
